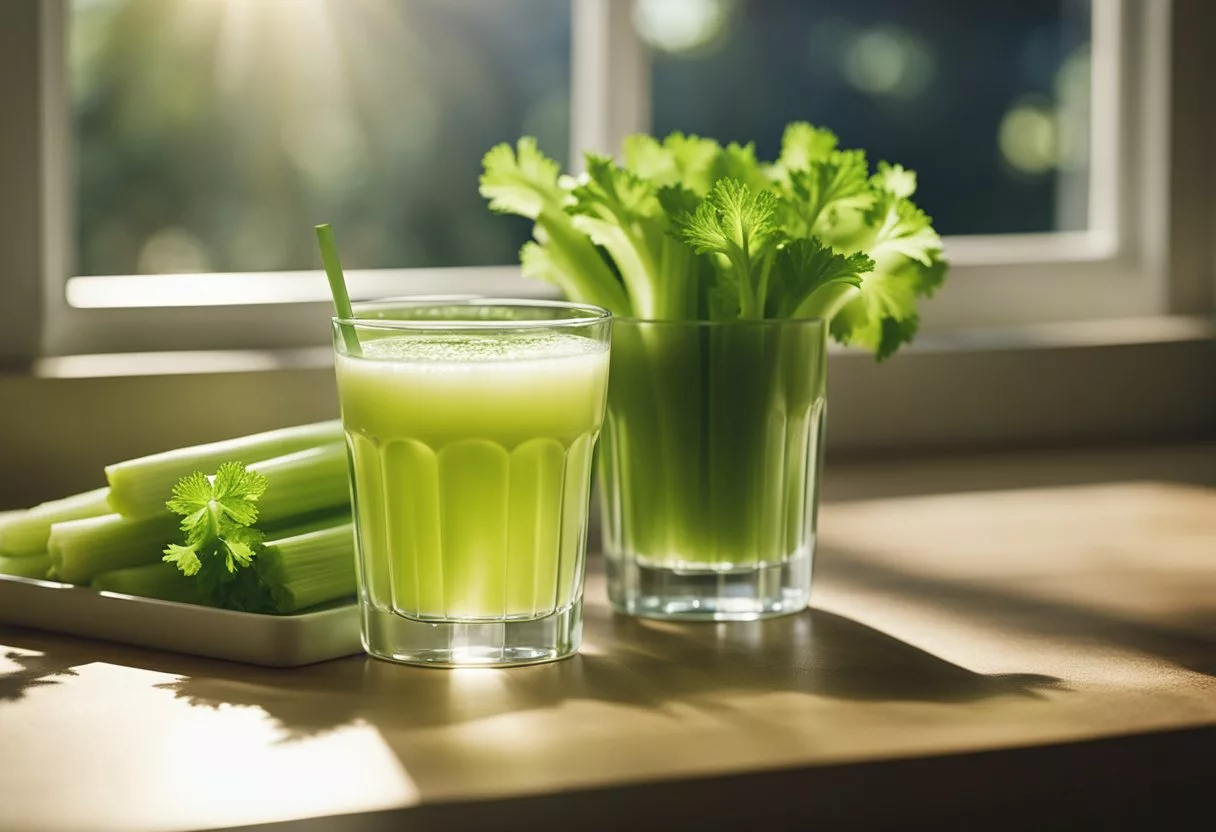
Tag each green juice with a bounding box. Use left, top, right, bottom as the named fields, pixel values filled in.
left=335, top=332, right=609, bottom=622
left=600, top=320, right=827, bottom=571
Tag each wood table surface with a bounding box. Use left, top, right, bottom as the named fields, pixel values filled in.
left=2, top=444, right=1214, bottom=831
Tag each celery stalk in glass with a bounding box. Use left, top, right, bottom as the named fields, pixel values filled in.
left=600, top=319, right=826, bottom=591
left=479, top=125, right=947, bottom=621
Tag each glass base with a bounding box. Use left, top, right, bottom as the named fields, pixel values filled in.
left=606, top=549, right=811, bottom=621
left=361, top=600, right=583, bottom=667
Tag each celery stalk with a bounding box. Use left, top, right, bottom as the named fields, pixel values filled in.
left=48, top=513, right=180, bottom=584
left=91, top=562, right=203, bottom=604
left=48, top=443, right=351, bottom=586
left=257, top=523, right=356, bottom=613
left=600, top=320, right=827, bottom=568
left=794, top=282, right=861, bottom=321
left=88, top=517, right=354, bottom=613
left=0, top=487, right=112, bottom=557
left=248, top=443, right=350, bottom=523
left=105, top=420, right=343, bottom=518
left=0, top=553, right=52, bottom=580
left=265, top=510, right=352, bottom=539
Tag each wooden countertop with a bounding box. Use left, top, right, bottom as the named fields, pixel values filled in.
left=2, top=444, right=1214, bottom=831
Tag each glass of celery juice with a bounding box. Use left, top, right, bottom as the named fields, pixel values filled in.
left=332, top=299, right=611, bottom=667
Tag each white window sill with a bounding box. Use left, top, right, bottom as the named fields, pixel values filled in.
left=1, top=315, right=1211, bottom=508
left=20, top=314, right=1213, bottom=380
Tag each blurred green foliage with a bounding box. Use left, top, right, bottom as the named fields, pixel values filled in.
left=71, top=0, right=1090, bottom=278
left=72, top=0, right=571, bottom=276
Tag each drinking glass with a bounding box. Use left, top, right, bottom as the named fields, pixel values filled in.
left=599, top=317, right=827, bottom=620
left=333, top=298, right=612, bottom=666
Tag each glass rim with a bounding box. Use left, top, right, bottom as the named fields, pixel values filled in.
left=333, top=296, right=612, bottom=331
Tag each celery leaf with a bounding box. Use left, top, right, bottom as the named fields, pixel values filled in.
left=479, top=138, right=566, bottom=220
left=162, top=543, right=202, bottom=577
left=787, top=149, right=872, bottom=234
left=163, top=462, right=269, bottom=596
left=769, top=237, right=874, bottom=319
left=776, top=122, right=839, bottom=173
left=481, top=122, right=949, bottom=357
left=675, top=179, right=781, bottom=318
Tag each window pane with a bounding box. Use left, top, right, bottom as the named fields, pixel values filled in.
left=641, top=0, right=1092, bottom=236
left=71, top=0, right=570, bottom=276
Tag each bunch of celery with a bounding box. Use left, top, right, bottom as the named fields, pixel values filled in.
left=480, top=123, right=946, bottom=354
left=0, top=422, right=357, bottom=614
left=481, top=125, right=947, bottom=568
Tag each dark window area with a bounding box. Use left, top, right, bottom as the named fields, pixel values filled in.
left=644, top=0, right=1092, bottom=235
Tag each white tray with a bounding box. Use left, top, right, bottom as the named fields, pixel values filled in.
left=0, top=574, right=362, bottom=666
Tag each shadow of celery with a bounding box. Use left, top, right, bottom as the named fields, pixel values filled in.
left=111, top=602, right=1062, bottom=741
left=819, top=543, right=1216, bottom=680
left=0, top=649, right=80, bottom=702
left=0, top=573, right=1063, bottom=741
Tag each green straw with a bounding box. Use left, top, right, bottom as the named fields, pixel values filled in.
left=315, top=223, right=361, bottom=355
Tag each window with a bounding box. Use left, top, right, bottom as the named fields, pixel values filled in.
left=642, top=0, right=1094, bottom=236
left=71, top=0, right=571, bottom=276
left=0, top=0, right=1205, bottom=360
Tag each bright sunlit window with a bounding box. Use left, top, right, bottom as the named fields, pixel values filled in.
left=70, top=0, right=571, bottom=276
left=70, top=0, right=1100, bottom=282
left=1, top=0, right=1173, bottom=356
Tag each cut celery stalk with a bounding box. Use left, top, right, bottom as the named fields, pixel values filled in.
left=48, top=442, right=351, bottom=586
left=0, top=553, right=52, bottom=580
left=47, top=442, right=351, bottom=586
left=264, top=510, right=352, bottom=539
left=48, top=513, right=180, bottom=584
left=91, top=562, right=204, bottom=604
left=248, top=443, right=351, bottom=523
left=105, top=420, right=343, bottom=518
left=88, top=517, right=354, bottom=613
left=0, top=487, right=112, bottom=557
left=257, top=523, right=356, bottom=614
left=78, top=510, right=350, bottom=602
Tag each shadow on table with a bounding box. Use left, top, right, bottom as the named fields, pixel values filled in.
left=819, top=545, right=1216, bottom=679
left=0, top=649, right=80, bottom=702
left=0, top=627, right=368, bottom=722
left=314, top=609, right=1059, bottom=734
left=586, top=608, right=1059, bottom=705
left=0, top=590, right=1059, bottom=743
left=159, top=602, right=1060, bottom=740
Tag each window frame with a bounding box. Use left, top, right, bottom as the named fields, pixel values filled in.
left=0, top=1, right=46, bottom=365
left=0, top=0, right=1210, bottom=363
left=608, top=0, right=1183, bottom=329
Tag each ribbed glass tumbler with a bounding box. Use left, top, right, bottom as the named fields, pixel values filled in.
left=598, top=317, right=827, bottom=621
left=334, top=298, right=612, bottom=666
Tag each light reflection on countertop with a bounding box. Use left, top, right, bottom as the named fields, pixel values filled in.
left=1, top=474, right=1215, bottom=830
left=0, top=653, right=416, bottom=832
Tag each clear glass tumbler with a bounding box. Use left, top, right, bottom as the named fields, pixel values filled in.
left=333, top=298, right=612, bottom=666
left=599, top=318, right=827, bottom=620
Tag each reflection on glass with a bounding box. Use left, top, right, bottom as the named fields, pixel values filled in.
left=71, top=0, right=571, bottom=276
left=644, top=0, right=1093, bottom=235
